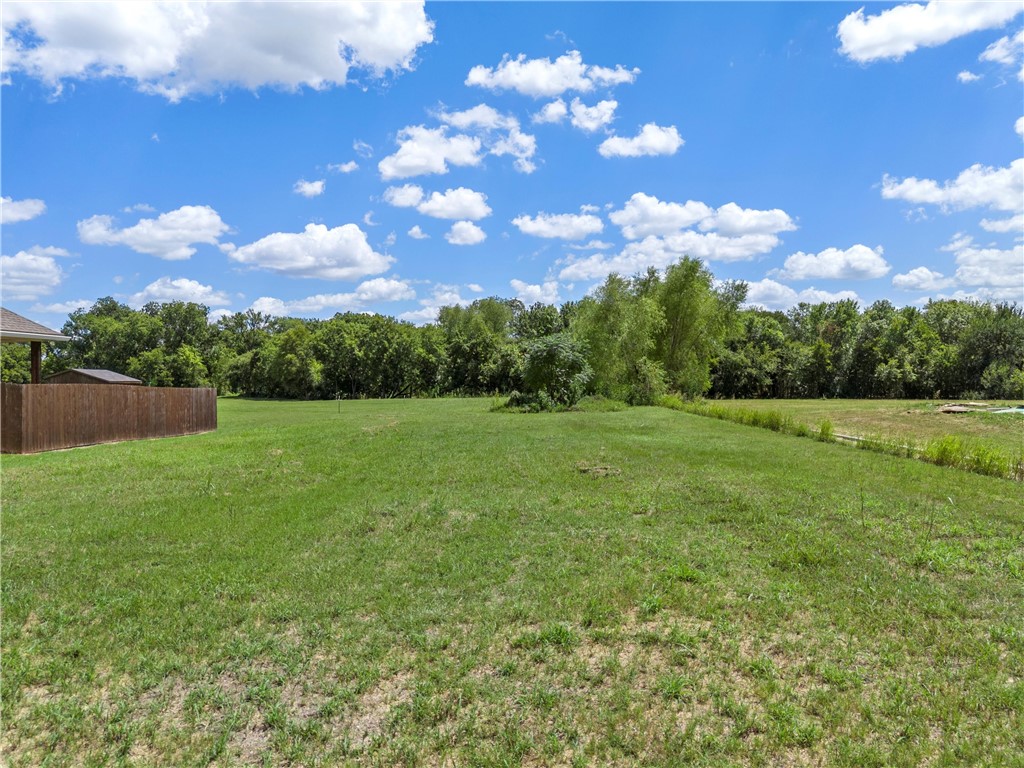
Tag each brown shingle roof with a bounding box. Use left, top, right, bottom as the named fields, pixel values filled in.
left=0, top=307, right=69, bottom=342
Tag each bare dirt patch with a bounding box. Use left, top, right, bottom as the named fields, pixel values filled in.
left=332, top=670, right=413, bottom=751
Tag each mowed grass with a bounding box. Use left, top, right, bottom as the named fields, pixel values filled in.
left=736, top=398, right=1024, bottom=455
left=2, top=398, right=1022, bottom=767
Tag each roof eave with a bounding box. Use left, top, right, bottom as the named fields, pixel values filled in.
left=0, top=331, right=71, bottom=343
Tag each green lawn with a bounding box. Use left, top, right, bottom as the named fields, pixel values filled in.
left=736, top=398, right=1024, bottom=455
left=2, top=398, right=1022, bottom=766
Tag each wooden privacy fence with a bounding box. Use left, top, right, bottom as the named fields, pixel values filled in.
left=1, top=384, right=217, bottom=454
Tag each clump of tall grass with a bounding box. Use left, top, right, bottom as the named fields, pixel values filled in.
left=921, top=436, right=1015, bottom=478
left=657, top=395, right=1021, bottom=481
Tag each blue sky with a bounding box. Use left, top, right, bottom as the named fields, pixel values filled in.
left=2, top=1, right=1021, bottom=330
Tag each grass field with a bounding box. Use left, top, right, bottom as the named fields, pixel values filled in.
left=2, top=398, right=1022, bottom=766
left=735, top=399, right=1024, bottom=455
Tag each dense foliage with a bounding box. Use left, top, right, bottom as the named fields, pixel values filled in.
left=7, top=258, right=1021, bottom=401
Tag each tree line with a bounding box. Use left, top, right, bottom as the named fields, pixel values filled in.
left=3, top=257, right=1021, bottom=402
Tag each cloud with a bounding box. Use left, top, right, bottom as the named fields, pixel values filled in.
left=881, top=159, right=1023, bottom=213
left=892, top=267, right=955, bottom=291
left=467, top=283, right=484, bottom=293
left=438, top=103, right=537, bottom=174
left=610, top=193, right=713, bottom=238
left=407, top=225, right=429, bottom=240
left=383, top=184, right=424, bottom=207
left=980, top=213, right=1024, bottom=232
left=980, top=29, right=1024, bottom=80
left=384, top=185, right=491, bottom=220
left=122, top=203, right=156, bottom=213
left=770, top=244, right=890, bottom=280
left=228, top=223, right=393, bottom=279
left=23, top=245, right=71, bottom=258
left=510, top=279, right=559, bottom=305
left=1016, top=116, right=1024, bottom=137
left=399, top=283, right=473, bottom=323
left=378, top=125, right=482, bottom=180
left=437, top=103, right=517, bottom=131
left=250, top=277, right=415, bottom=317
left=293, top=179, right=325, bottom=198
left=609, top=194, right=794, bottom=241
left=598, top=124, right=683, bottom=158
left=566, top=239, right=614, bottom=251
left=445, top=221, right=486, bottom=246
left=744, top=279, right=860, bottom=310
left=465, top=50, right=639, bottom=98
left=0, top=251, right=63, bottom=299
left=353, top=140, right=373, bottom=158
left=569, top=98, right=616, bottom=132
left=945, top=235, right=1024, bottom=301
left=30, top=299, right=92, bottom=314
left=836, top=2, right=1022, bottom=63
left=328, top=161, right=358, bottom=173
left=957, top=70, right=982, bottom=83
left=558, top=230, right=780, bottom=282
left=532, top=98, right=568, bottom=124
left=1, top=196, right=46, bottom=223
left=1, top=1, right=435, bottom=101
left=417, top=187, right=492, bottom=220
left=77, top=204, right=229, bottom=260
left=128, top=276, right=231, bottom=307
left=512, top=212, right=603, bottom=240
left=699, top=202, right=797, bottom=237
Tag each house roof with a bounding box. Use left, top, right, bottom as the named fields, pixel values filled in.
left=46, top=369, right=142, bottom=384
left=0, top=307, right=70, bottom=343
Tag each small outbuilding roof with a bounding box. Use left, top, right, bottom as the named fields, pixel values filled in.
left=45, top=369, right=142, bottom=385
left=0, top=307, right=70, bottom=343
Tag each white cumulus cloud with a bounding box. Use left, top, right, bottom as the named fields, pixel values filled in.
left=250, top=278, right=415, bottom=317
left=1, top=1, right=435, bottom=101
left=77, top=204, right=229, bottom=260
left=881, top=159, right=1024, bottom=213
left=512, top=212, right=603, bottom=240
left=558, top=229, right=780, bottom=282
left=407, top=225, right=429, bottom=240
left=598, top=123, right=683, bottom=158
left=438, top=104, right=537, bottom=174
left=128, top=276, right=231, bottom=308
left=744, top=279, right=860, bottom=310
left=385, top=185, right=491, bottom=220
left=328, top=161, right=359, bottom=173
left=957, top=70, right=982, bottom=83
left=383, top=184, right=425, bottom=208
left=30, top=299, right=92, bottom=314
left=293, top=179, right=325, bottom=198
left=445, top=221, right=486, bottom=246
left=532, top=98, right=568, bottom=124
left=465, top=50, right=639, bottom=98
left=418, top=188, right=491, bottom=220
left=699, top=202, right=797, bottom=237
left=569, top=98, right=616, bottom=133
left=837, top=1, right=1022, bottom=63
left=228, top=223, right=393, bottom=280
left=1, top=196, right=46, bottom=223
left=0, top=251, right=63, bottom=300
left=892, top=267, right=955, bottom=292
left=980, top=213, right=1024, bottom=233
left=510, top=279, right=559, bottom=305
left=610, top=193, right=713, bottom=238
left=378, top=125, right=483, bottom=180
left=770, top=245, right=890, bottom=280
